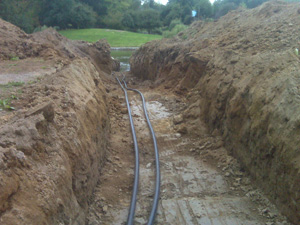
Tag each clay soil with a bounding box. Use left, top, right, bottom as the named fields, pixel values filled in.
left=0, top=1, right=299, bottom=224
left=130, top=1, right=300, bottom=223
left=87, top=73, right=290, bottom=224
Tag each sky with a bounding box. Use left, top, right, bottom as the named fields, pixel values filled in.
left=155, top=0, right=168, bottom=4
left=154, top=0, right=215, bottom=5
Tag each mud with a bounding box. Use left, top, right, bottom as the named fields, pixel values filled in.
left=130, top=1, right=300, bottom=223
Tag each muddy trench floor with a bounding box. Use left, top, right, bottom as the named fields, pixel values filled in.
left=86, top=76, right=290, bottom=225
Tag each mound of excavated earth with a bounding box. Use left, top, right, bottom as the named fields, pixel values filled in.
left=0, top=19, right=114, bottom=224
left=130, top=1, right=300, bottom=223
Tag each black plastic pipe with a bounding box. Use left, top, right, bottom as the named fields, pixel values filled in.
left=122, top=76, right=161, bottom=225
left=116, top=77, right=139, bottom=225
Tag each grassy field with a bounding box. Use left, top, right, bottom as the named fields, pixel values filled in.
left=59, top=29, right=162, bottom=47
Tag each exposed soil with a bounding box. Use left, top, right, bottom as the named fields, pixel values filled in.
left=0, top=18, right=114, bottom=224
left=0, top=1, right=299, bottom=224
left=87, top=73, right=290, bottom=225
left=130, top=1, right=300, bottom=223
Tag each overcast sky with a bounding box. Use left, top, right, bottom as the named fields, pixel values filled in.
left=154, top=0, right=215, bottom=5
left=155, top=0, right=168, bottom=4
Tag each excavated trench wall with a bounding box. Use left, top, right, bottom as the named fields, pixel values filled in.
left=130, top=1, right=300, bottom=223
left=0, top=19, right=112, bottom=224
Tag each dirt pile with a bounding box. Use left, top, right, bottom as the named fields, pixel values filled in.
left=0, top=19, right=113, bottom=224
left=130, top=1, right=300, bottom=223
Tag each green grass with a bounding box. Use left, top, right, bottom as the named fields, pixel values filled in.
left=0, top=81, right=24, bottom=88
left=10, top=57, right=19, bottom=61
left=59, top=28, right=162, bottom=47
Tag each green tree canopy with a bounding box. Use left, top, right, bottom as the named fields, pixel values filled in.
left=40, top=0, right=96, bottom=29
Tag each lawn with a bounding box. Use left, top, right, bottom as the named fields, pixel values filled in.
left=59, top=29, right=162, bottom=47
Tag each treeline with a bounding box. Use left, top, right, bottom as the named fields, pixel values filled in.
left=0, top=0, right=298, bottom=34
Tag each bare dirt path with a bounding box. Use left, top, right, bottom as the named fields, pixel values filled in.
left=87, top=79, right=290, bottom=225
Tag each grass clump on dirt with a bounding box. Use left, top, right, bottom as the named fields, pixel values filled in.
left=0, top=82, right=24, bottom=111
left=59, top=29, right=162, bottom=47
left=10, top=57, right=19, bottom=61
left=0, top=81, right=24, bottom=88
left=0, top=98, right=15, bottom=111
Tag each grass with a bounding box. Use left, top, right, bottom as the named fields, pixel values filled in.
left=0, top=98, right=15, bottom=111
left=59, top=28, right=162, bottom=47
left=10, top=57, right=19, bottom=61
left=0, top=82, right=24, bottom=111
left=0, top=81, right=24, bottom=88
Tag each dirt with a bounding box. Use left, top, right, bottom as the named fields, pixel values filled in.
left=130, top=1, right=300, bottom=224
left=0, top=18, right=115, bottom=224
left=0, top=1, right=299, bottom=224
left=87, top=74, right=290, bottom=225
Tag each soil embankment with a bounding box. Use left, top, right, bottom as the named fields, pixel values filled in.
left=130, top=1, right=300, bottom=223
left=0, top=19, right=113, bottom=224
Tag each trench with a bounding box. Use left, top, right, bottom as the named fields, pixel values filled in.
left=111, top=48, right=137, bottom=72
left=86, top=74, right=291, bottom=224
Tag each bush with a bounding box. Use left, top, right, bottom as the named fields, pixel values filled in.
left=163, top=23, right=188, bottom=38
left=169, top=19, right=182, bottom=31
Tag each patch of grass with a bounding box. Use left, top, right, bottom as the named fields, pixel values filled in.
left=59, top=28, right=162, bottom=47
left=0, top=81, right=24, bottom=88
left=0, top=98, right=15, bottom=111
left=10, top=57, right=19, bottom=61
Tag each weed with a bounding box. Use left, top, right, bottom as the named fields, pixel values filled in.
left=0, top=98, right=15, bottom=111
left=11, top=94, right=18, bottom=100
left=10, top=57, right=19, bottom=61
left=27, top=80, right=36, bottom=84
left=0, top=81, right=24, bottom=88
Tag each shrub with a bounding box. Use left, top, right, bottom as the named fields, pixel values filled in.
left=163, top=23, right=188, bottom=38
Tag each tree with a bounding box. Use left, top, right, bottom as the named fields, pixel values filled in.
left=213, top=1, right=237, bottom=18
left=71, top=2, right=97, bottom=28
left=136, top=9, right=161, bottom=33
left=195, top=0, right=213, bottom=19
left=40, top=0, right=96, bottom=29
left=0, top=0, right=41, bottom=33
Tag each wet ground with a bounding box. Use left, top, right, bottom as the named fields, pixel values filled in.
left=111, top=48, right=136, bottom=72
left=87, top=83, right=290, bottom=225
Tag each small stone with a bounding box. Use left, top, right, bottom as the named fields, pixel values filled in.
left=175, top=133, right=181, bottom=138
left=146, top=163, right=151, bottom=168
left=233, top=182, right=240, bottom=187
left=103, top=205, right=108, bottom=213
left=176, top=124, right=188, bottom=134
left=173, top=114, right=183, bottom=125
left=225, top=172, right=230, bottom=177
left=262, top=208, right=269, bottom=214
left=121, top=108, right=128, bottom=114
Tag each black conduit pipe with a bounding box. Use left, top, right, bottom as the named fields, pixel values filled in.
left=116, top=77, right=139, bottom=225
left=122, top=76, right=161, bottom=225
